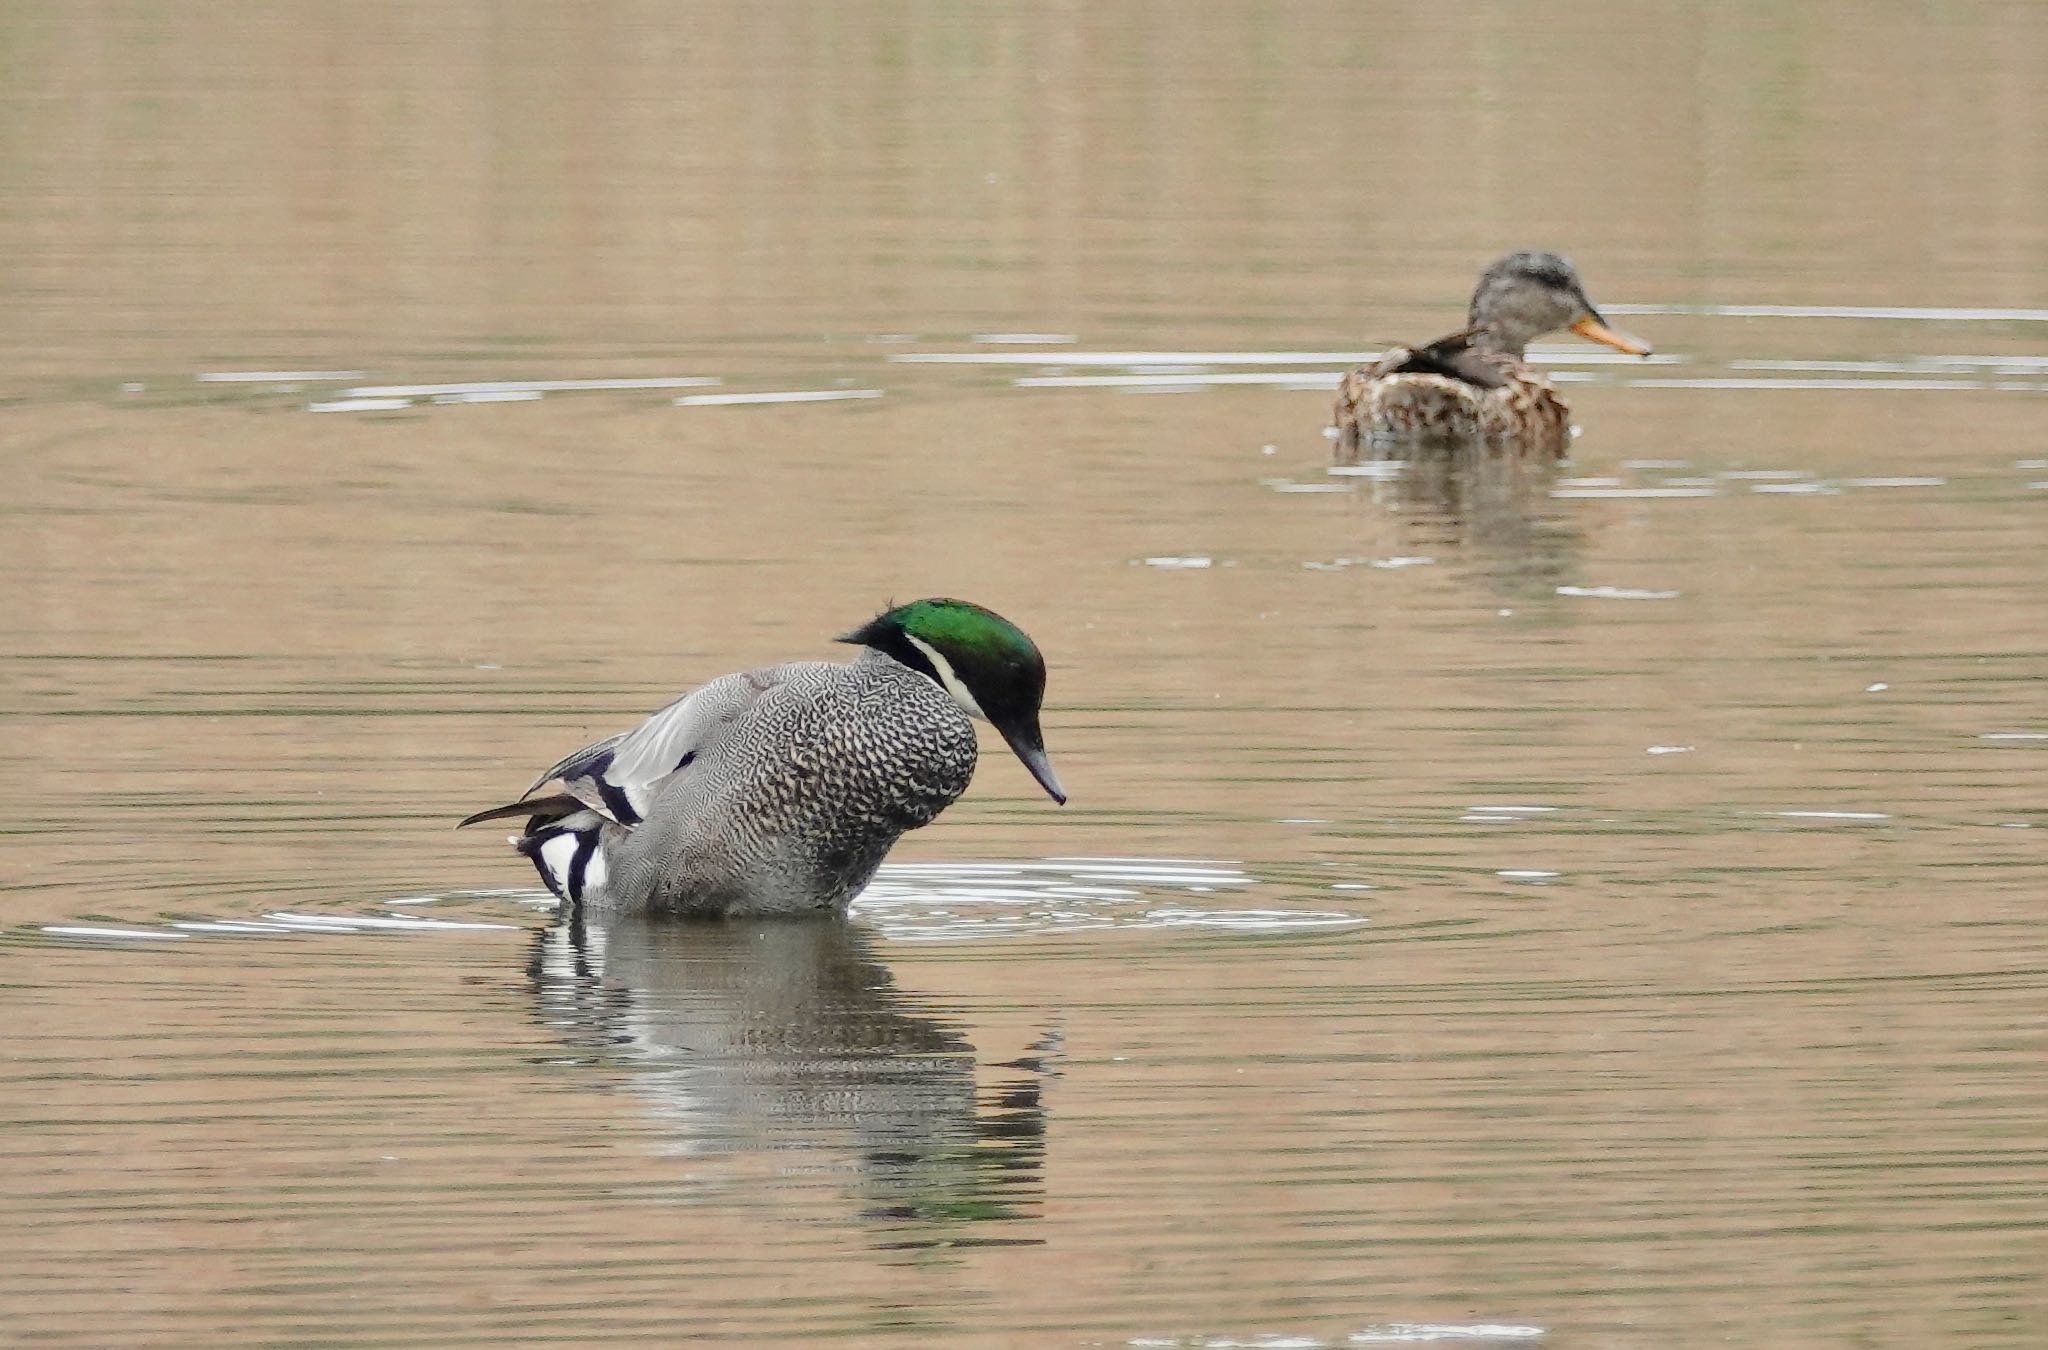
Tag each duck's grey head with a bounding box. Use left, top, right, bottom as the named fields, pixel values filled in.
left=1466, top=250, right=1653, bottom=361
left=838, top=598, right=1067, bottom=805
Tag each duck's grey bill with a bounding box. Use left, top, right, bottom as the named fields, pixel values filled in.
left=1013, top=741, right=1067, bottom=805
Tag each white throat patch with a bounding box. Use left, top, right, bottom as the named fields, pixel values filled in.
left=904, top=633, right=988, bottom=720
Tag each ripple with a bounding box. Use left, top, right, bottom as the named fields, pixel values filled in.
left=432, top=389, right=543, bottom=405
left=1555, top=585, right=1681, bottom=600
left=895, top=349, right=1373, bottom=366
left=1302, top=555, right=1435, bottom=572
left=1630, top=376, right=1987, bottom=391
left=348, top=376, right=719, bottom=397
left=198, top=369, right=363, bottom=383
left=1607, top=302, right=2048, bottom=322
left=972, top=331, right=1076, bottom=344
left=1736, top=356, right=2048, bottom=375
left=40, top=906, right=523, bottom=944
left=895, top=348, right=1677, bottom=368
left=30, top=861, right=1365, bottom=947
left=307, top=396, right=413, bottom=413
left=1129, top=1328, right=1544, bottom=1349
left=673, top=388, right=882, bottom=406
left=1550, top=485, right=1718, bottom=498
left=853, top=857, right=1366, bottom=941
left=1264, top=478, right=1355, bottom=494
left=1015, top=372, right=1342, bottom=390
left=40, top=924, right=186, bottom=942
left=1350, top=1328, right=1545, bottom=1346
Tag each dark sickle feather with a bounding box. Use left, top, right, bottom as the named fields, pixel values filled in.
left=456, top=793, right=587, bottom=830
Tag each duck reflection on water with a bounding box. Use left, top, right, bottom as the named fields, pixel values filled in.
left=528, top=913, right=1051, bottom=1241
left=1345, top=450, right=1586, bottom=604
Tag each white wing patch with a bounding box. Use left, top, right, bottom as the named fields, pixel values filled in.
left=905, top=634, right=987, bottom=720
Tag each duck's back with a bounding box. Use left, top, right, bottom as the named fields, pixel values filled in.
left=602, top=651, right=978, bottom=916
left=1333, top=346, right=1569, bottom=459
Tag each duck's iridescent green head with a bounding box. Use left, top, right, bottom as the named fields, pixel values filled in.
left=838, top=598, right=1066, bottom=805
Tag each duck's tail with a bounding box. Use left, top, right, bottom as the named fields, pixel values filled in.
left=458, top=793, right=610, bottom=904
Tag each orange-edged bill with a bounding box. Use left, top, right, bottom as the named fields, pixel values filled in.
left=1569, top=314, right=1654, bottom=357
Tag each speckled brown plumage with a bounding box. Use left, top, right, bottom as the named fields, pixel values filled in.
left=1333, top=348, right=1572, bottom=461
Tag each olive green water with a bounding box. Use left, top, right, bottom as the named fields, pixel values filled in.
left=3, top=4, right=2046, bottom=1346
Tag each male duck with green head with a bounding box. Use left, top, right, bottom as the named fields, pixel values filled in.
left=461, top=598, right=1065, bottom=917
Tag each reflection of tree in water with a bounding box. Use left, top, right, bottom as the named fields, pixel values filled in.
left=527, top=914, right=1051, bottom=1245
left=1344, top=445, right=1585, bottom=602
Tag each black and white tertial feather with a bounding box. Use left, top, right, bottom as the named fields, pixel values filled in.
left=516, top=803, right=609, bottom=903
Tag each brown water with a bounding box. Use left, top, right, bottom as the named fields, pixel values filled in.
left=4, top=4, right=2047, bottom=1346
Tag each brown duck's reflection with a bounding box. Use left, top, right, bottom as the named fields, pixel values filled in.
left=527, top=914, right=1051, bottom=1241
left=1352, top=448, right=1584, bottom=602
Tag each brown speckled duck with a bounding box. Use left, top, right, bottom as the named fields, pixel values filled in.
left=1332, top=251, right=1653, bottom=461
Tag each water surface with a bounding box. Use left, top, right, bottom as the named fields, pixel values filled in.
left=2, top=3, right=2046, bottom=1345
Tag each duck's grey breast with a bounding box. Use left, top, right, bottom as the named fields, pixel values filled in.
left=616, top=655, right=977, bottom=915
left=755, top=654, right=978, bottom=838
